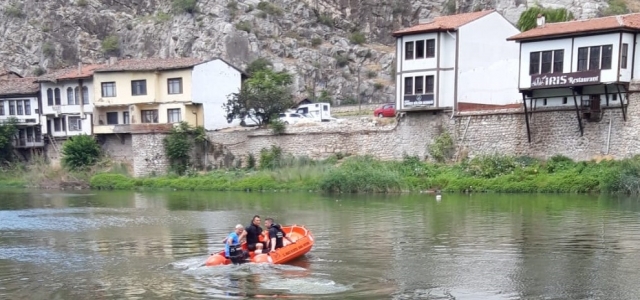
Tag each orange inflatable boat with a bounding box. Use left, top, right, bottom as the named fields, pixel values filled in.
left=205, top=224, right=314, bottom=266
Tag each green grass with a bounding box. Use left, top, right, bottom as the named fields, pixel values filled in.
left=88, top=153, right=640, bottom=195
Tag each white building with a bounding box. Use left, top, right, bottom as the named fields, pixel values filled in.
left=507, top=13, right=640, bottom=141
left=392, top=10, right=521, bottom=113
left=37, top=64, right=102, bottom=138
left=0, top=76, right=43, bottom=149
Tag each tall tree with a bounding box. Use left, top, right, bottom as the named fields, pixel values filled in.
left=0, top=119, right=18, bottom=165
left=517, top=6, right=575, bottom=32
left=224, top=67, right=294, bottom=127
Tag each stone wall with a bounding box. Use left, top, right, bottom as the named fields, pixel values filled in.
left=99, top=134, right=133, bottom=166
left=207, top=83, right=640, bottom=164
left=131, top=133, right=169, bottom=177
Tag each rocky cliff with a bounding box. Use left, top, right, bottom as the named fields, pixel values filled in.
left=0, top=0, right=611, bottom=104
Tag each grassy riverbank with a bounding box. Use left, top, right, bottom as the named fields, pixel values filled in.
left=87, top=154, right=640, bottom=194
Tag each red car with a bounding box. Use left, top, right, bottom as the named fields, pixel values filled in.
left=374, top=103, right=396, bottom=118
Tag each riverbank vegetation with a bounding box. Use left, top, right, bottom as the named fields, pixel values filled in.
left=88, top=146, right=640, bottom=194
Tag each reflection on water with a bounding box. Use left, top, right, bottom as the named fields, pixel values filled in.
left=1, top=189, right=640, bottom=299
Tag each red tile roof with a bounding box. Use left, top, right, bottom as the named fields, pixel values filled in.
left=38, top=64, right=105, bottom=82
left=95, top=57, right=205, bottom=72
left=392, top=10, right=495, bottom=37
left=0, top=77, right=39, bottom=96
left=508, top=13, right=640, bottom=41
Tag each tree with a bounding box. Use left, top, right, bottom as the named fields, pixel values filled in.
left=164, top=122, right=204, bottom=175
left=61, top=134, right=101, bottom=170
left=517, top=6, right=574, bottom=32
left=223, top=68, right=294, bottom=127
left=0, top=119, right=18, bottom=165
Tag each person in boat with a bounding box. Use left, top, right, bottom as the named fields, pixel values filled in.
left=239, top=215, right=266, bottom=254
left=264, top=218, right=295, bottom=253
left=225, top=224, right=248, bottom=264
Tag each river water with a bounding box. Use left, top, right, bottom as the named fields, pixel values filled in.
left=1, top=189, right=640, bottom=299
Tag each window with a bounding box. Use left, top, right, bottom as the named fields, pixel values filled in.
left=405, top=41, right=414, bottom=60
left=0, top=101, right=4, bottom=115
left=530, top=50, right=564, bottom=74
left=578, top=45, right=613, bottom=71
left=9, top=101, right=15, bottom=115
left=16, top=101, right=23, bottom=115
left=612, top=94, right=618, bottom=101
left=141, top=110, right=158, bottom=123
left=54, top=88, right=61, bottom=105
left=589, top=46, right=601, bottom=70
left=577, top=47, right=588, bottom=71
left=67, top=87, right=75, bottom=105
left=168, top=108, right=181, bottom=123
left=101, top=82, right=116, bottom=97
left=47, top=88, right=53, bottom=106
left=543, top=99, right=548, bottom=106
left=74, top=87, right=80, bottom=105
left=529, top=52, right=540, bottom=75
left=106, top=112, right=119, bottom=125
left=425, top=76, right=434, bottom=93
left=621, top=43, right=629, bottom=69
left=414, top=76, right=424, bottom=94
left=426, top=39, right=436, bottom=58
left=131, top=80, right=147, bottom=96
left=53, top=118, right=61, bottom=132
left=68, top=116, right=82, bottom=131
left=415, top=40, right=425, bottom=59
left=168, top=78, right=183, bottom=94
left=123, top=111, right=130, bottom=124
left=24, top=100, right=30, bottom=115
left=601, top=45, right=612, bottom=69
left=82, top=86, right=89, bottom=104
left=562, top=97, right=568, bottom=104
left=404, top=77, right=413, bottom=95
left=553, top=50, right=564, bottom=73
left=541, top=51, right=553, bottom=74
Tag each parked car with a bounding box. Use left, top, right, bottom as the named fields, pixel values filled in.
left=278, top=112, right=307, bottom=124
left=374, top=103, right=396, bottom=118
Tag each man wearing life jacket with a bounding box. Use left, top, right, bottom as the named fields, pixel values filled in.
left=239, top=215, right=265, bottom=254
left=265, top=218, right=295, bottom=253
left=225, top=224, right=247, bottom=264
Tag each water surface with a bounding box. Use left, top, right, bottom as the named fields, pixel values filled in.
left=1, top=189, right=640, bottom=299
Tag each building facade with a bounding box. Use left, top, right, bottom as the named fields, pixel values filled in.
left=508, top=13, right=640, bottom=142
left=392, top=10, right=521, bottom=113
left=38, top=64, right=102, bottom=139
left=91, top=57, right=244, bottom=134
left=0, top=77, right=43, bottom=149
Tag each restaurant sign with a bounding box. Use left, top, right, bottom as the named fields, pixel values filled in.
left=403, top=94, right=434, bottom=107
left=530, top=70, right=600, bottom=89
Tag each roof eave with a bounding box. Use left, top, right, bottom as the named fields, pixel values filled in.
left=508, top=27, right=640, bottom=42
left=94, top=65, right=198, bottom=73
left=392, top=28, right=457, bottom=37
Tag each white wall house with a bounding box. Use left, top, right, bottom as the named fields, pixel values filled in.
left=192, top=58, right=246, bottom=131
left=392, top=10, right=521, bottom=112
left=38, top=64, right=101, bottom=138
left=507, top=13, right=640, bottom=141
left=0, top=77, right=44, bottom=148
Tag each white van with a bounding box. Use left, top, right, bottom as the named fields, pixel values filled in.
left=295, top=103, right=334, bottom=122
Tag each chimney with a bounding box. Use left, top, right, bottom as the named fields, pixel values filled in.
left=109, top=57, right=118, bottom=66
left=536, top=14, right=546, bottom=27
left=77, top=62, right=82, bottom=75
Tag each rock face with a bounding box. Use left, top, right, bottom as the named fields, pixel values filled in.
left=0, top=0, right=609, bottom=104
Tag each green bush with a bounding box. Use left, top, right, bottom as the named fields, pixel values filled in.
left=42, top=42, right=55, bottom=57
left=172, top=0, right=198, bottom=14
left=77, top=0, right=88, bottom=6
left=269, top=118, right=286, bottom=135
left=3, top=5, right=25, bottom=18
left=427, top=132, right=455, bottom=163
left=335, top=54, right=349, bottom=68
left=319, top=156, right=404, bottom=193
left=257, top=1, right=283, bottom=16
left=311, top=37, right=323, bottom=47
left=101, top=35, right=119, bottom=55
left=163, top=122, right=203, bottom=176
left=317, top=14, right=334, bottom=27
left=235, top=21, right=252, bottom=33
left=61, top=134, right=101, bottom=170
left=349, top=31, right=366, bottom=45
